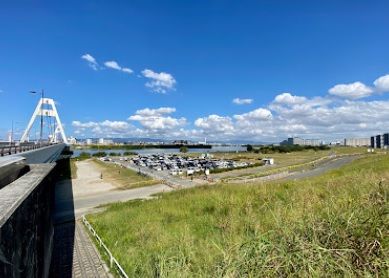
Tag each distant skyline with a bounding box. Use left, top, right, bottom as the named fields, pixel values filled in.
left=1, top=1, right=389, bottom=142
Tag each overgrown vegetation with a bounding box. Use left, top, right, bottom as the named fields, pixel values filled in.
left=87, top=155, right=388, bottom=277
left=92, top=151, right=107, bottom=157
left=253, top=144, right=331, bottom=154
left=123, top=151, right=137, bottom=156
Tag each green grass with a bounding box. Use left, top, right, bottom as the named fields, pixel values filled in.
left=87, top=155, right=388, bottom=277
left=92, top=159, right=161, bottom=189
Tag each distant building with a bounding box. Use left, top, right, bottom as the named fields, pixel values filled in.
left=344, top=138, right=370, bottom=147
left=370, top=133, right=389, bottom=149
left=283, top=137, right=322, bottom=146
left=173, top=140, right=188, bottom=145
left=98, top=138, right=114, bottom=145
left=376, top=135, right=382, bottom=149
left=86, top=138, right=93, bottom=145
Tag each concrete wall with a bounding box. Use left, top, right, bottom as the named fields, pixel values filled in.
left=0, top=163, right=57, bottom=278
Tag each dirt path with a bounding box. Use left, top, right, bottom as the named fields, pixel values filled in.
left=72, top=160, right=117, bottom=198
left=55, top=160, right=171, bottom=221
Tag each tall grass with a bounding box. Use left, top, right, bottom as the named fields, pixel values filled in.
left=87, top=155, right=388, bottom=277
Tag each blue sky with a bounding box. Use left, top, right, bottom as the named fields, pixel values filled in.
left=1, top=1, right=389, bottom=142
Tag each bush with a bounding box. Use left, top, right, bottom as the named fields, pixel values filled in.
left=123, top=151, right=137, bottom=156
left=109, top=152, right=120, bottom=156
left=180, top=146, right=188, bottom=153
left=78, top=152, right=91, bottom=159
left=246, top=144, right=253, bottom=152
left=258, top=144, right=330, bottom=154
left=92, top=151, right=107, bottom=157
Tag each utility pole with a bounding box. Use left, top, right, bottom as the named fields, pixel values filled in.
left=40, top=89, right=44, bottom=142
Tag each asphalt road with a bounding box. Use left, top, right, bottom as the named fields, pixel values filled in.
left=283, top=155, right=359, bottom=181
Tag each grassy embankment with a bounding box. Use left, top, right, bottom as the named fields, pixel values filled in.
left=207, top=147, right=368, bottom=180
left=87, top=154, right=388, bottom=277
left=92, top=159, right=160, bottom=190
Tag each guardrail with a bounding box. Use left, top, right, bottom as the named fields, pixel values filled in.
left=81, top=215, right=129, bottom=278
left=0, top=143, right=55, bottom=157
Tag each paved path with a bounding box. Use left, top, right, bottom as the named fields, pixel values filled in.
left=228, top=155, right=360, bottom=184
left=51, top=220, right=111, bottom=278
left=283, top=155, right=359, bottom=180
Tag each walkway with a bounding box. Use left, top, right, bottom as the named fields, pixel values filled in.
left=51, top=220, right=111, bottom=278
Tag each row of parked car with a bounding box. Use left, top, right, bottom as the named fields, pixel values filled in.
left=131, top=154, right=252, bottom=175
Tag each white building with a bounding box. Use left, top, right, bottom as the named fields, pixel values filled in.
left=98, top=138, right=114, bottom=145
left=344, top=138, right=370, bottom=147
left=86, top=138, right=93, bottom=145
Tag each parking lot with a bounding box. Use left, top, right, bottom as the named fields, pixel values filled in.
left=130, top=153, right=253, bottom=176
left=101, top=153, right=259, bottom=188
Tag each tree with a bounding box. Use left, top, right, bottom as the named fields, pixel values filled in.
left=246, top=144, right=253, bottom=152
left=180, top=146, right=188, bottom=153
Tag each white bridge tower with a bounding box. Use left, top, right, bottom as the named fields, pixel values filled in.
left=20, top=98, right=68, bottom=144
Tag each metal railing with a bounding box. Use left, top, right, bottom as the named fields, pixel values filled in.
left=0, top=143, right=54, bottom=157
left=81, top=215, right=129, bottom=278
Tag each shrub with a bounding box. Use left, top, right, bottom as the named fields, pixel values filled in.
left=92, top=151, right=107, bottom=157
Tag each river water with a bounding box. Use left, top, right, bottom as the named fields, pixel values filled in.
left=72, top=145, right=247, bottom=157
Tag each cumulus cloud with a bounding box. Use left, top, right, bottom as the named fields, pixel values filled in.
left=232, top=98, right=253, bottom=105
left=374, top=74, right=389, bottom=92
left=195, top=115, right=234, bottom=134
left=274, top=92, right=307, bottom=105
left=72, top=120, right=131, bottom=137
left=142, top=69, right=176, bottom=93
left=104, top=60, right=133, bottom=74
left=328, top=81, right=373, bottom=99
left=234, top=108, right=272, bottom=121
left=104, top=61, right=121, bottom=70
left=128, top=107, right=186, bottom=134
left=81, top=53, right=99, bottom=70
left=122, top=68, right=133, bottom=74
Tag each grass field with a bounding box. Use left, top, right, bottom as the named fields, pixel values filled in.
left=87, top=154, right=388, bottom=277
left=92, top=159, right=160, bottom=189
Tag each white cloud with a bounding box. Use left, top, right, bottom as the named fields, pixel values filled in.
left=104, top=61, right=121, bottom=70
left=128, top=107, right=186, bottom=133
left=195, top=115, right=234, bottom=134
left=133, top=107, right=176, bottom=117
left=122, top=68, right=133, bottom=74
left=373, top=74, right=389, bottom=92
left=72, top=120, right=131, bottom=136
left=328, top=81, right=373, bottom=99
left=234, top=108, right=272, bottom=121
left=104, top=60, right=133, bottom=75
left=81, top=53, right=99, bottom=70
left=274, top=92, right=307, bottom=105
left=232, top=98, right=253, bottom=105
left=142, top=69, right=176, bottom=93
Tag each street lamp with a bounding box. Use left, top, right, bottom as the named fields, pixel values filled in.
left=29, top=90, right=44, bottom=142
